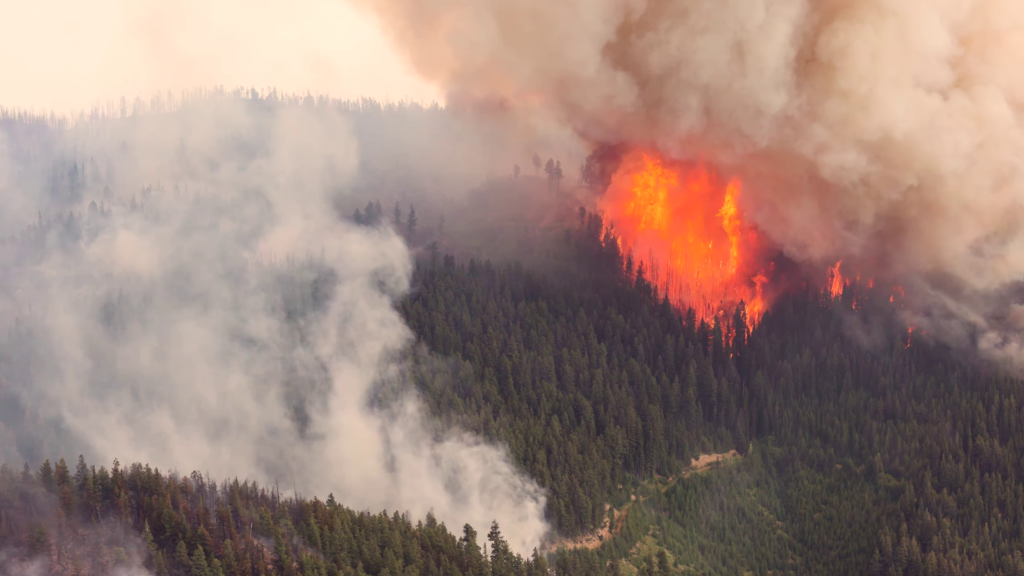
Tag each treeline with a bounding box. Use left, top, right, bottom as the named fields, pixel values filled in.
left=0, top=456, right=549, bottom=576
left=352, top=201, right=418, bottom=242
left=0, top=87, right=443, bottom=129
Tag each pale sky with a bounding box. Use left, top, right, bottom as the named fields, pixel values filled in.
left=0, top=0, right=442, bottom=113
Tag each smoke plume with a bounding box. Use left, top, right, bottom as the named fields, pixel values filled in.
left=359, top=0, right=1024, bottom=362
left=0, top=97, right=547, bottom=554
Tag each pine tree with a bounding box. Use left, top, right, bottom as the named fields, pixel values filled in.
left=406, top=205, right=418, bottom=241
left=191, top=545, right=212, bottom=576
left=221, top=542, right=238, bottom=576
left=142, top=520, right=157, bottom=561
left=54, top=458, right=70, bottom=488
left=459, top=524, right=485, bottom=576
left=487, top=521, right=510, bottom=576
left=175, top=540, right=191, bottom=573
left=155, top=551, right=170, bottom=576
left=38, top=460, right=54, bottom=492
left=273, top=528, right=295, bottom=576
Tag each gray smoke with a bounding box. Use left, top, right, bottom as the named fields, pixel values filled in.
left=0, top=96, right=547, bottom=554
left=358, top=0, right=1024, bottom=363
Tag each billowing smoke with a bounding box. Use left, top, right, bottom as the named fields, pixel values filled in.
left=0, top=98, right=547, bottom=554
left=358, top=0, right=1024, bottom=363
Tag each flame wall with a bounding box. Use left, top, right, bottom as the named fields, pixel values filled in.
left=359, top=0, right=1024, bottom=365
left=601, top=151, right=768, bottom=322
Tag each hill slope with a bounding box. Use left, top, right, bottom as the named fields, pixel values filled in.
left=400, top=214, right=1024, bottom=576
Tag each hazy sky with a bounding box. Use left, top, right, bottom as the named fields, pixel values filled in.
left=0, top=0, right=442, bottom=113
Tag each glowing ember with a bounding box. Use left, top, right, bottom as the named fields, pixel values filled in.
left=600, top=151, right=769, bottom=323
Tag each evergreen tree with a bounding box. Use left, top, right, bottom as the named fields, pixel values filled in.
left=191, top=545, right=211, bottom=576
left=273, top=528, right=295, bottom=576
left=175, top=540, right=191, bottom=573
left=26, top=524, right=50, bottom=557
left=38, top=459, right=54, bottom=492
left=406, top=205, right=418, bottom=241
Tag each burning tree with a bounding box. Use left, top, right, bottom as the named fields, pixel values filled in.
left=599, top=150, right=771, bottom=323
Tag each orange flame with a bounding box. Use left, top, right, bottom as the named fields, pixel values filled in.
left=828, top=260, right=844, bottom=299
left=600, top=151, right=769, bottom=323
left=889, top=285, right=905, bottom=304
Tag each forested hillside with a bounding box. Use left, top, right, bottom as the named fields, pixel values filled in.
left=5, top=138, right=1024, bottom=575
left=0, top=456, right=547, bottom=576
left=6, top=203, right=1024, bottom=575
left=399, top=212, right=1024, bottom=576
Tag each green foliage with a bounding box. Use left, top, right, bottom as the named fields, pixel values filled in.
left=402, top=221, right=754, bottom=536
left=0, top=456, right=546, bottom=576
left=26, top=523, right=50, bottom=557
left=192, top=545, right=211, bottom=576
left=4, top=199, right=1024, bottom=575
left=400, top=211, right=1024, bottom=575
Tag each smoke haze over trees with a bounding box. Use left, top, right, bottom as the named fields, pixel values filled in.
left=0, top=93, right=559, bottom=558
left=7, top=193, right=1024, bottom=575
left=6, top=3, right=1024, bottom=571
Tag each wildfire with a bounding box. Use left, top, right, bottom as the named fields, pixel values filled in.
left=828, top=260, right=844, bottom=299
left=600, top=151, right=769, bottom=323
left=889, top=286, right=905, bottom=304
left=815, top=262, right=919, bottom=348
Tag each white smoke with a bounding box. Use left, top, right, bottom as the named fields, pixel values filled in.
left=358, top=0, right=1024, bottom=362
left=0, top=98, right=547, bottom=554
